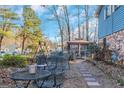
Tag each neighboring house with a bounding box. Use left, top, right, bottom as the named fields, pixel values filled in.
left=96, top=5, right=124, bottom=60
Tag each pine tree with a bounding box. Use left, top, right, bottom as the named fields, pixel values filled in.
left=17, top=6, right=41, bottom=54
left=0, top=7, right=19, bottom=50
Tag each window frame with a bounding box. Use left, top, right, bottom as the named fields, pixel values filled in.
left=112, top=5, right=115, bottom=12
left=106, top=6, right=112, bottom=18
left=104, top=9, right=106, bottom=20
left=114, top=5, right=120, bottom=11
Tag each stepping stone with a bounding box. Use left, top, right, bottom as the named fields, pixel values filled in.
left=80, top=71, right=90, bottom=74
left=84, top=77, right=96, bottom=81
left=79, top=68, right=87, bottom=70
left=80, top=69, right=88, bottom=72
left=82, top=74, right=92, bottom=77
left=87, top=81, right=100, bottom=86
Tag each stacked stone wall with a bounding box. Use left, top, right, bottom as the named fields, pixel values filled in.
left=106, top=30, right=124, bottom=60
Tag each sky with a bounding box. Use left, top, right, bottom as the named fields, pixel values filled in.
left=4, top=5, right=98, bottom=42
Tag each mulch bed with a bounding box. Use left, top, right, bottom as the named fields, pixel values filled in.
left=0, top=67, right=27, bottom=87
left=90, top=61, right=124, bottom=81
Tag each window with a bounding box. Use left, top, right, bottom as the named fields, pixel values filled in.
left=106, top=6, right=112, bottom=17
left=114, top=5, right=120, bottom=10
left=111, top=5, right=121, bottom=13
left=104, top=9, right=106, bottom=20
left=112, top=5, right=115, bottom=12
left=103, top=5, right=120, bottom=20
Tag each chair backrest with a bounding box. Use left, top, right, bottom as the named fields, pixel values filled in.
left=55, top=55, right=68, bottom=71
left=47, top=54, right=69, bottom=72
left=46, top=55, right=58, bottom=67
left=36, top=54, right=47, bottom=65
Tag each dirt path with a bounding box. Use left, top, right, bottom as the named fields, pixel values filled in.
left=63, top=59, right=120, bottom=88
left=63, top=60, right=87, bottom=88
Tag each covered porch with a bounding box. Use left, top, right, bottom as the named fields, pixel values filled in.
left=67, top=40, right=93, bottom=59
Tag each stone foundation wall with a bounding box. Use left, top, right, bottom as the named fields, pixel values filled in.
left=99, top=30, right=124, bottom=60
left=100, top=30, right=124, bottom=61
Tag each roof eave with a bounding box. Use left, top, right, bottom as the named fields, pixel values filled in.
left=95, top=5, right=104, bottom=17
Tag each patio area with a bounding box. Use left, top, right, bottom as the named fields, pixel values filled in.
left=0, top=57, right=122, bottom=88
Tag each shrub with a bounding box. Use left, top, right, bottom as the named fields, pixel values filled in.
left=118, top=76, right=124, bottom=86
left=105, top=60, right=113, bottom=65
left=87, top=44, right=101, bottom=54
left=69, top=53, right=75, bottom=61
left=1, top=54, right=28, bottom=68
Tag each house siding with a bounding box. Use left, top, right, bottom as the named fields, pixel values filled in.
left=98, top=6, right=106, bottom=38
left=98, top=5, right=124, bottom=38
left=98, top=5, right=124, bottom=61
left=113, top=6, right=124, bottom=32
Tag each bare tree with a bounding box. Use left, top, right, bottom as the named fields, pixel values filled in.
left=62, top=5, right=71, bottom=52
left=94, top=18, right=98, bottom=43
left=42, top=6, right=64, bottom=52
left=82, top=24, right=85, bottom=40
left=77, top=5, right=81, bottom=39
left=52, top=6, right=64, bottom=52
left=62, top=6, right=71, bottom=41
left=84, top=5, right=89, bottom=41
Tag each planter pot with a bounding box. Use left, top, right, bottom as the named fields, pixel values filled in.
left=91, top=54, right=94, bottom=60
left=28, top=64, right=36, bottom=74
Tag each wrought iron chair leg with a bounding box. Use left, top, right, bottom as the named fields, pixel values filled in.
left=56, top=83, right=62, bottom=88
left=39, top=79, right=46, bottom=88
left=53, top=75, right=56, bottom=87
left=35, top=76, right=49, bottom=88
left=14, top=80, right=19, bottom=88
left=44, top=66, right=46, bottom=70
left=68, top=62, right=70, bottom=70
left=24, top=80, right=31, bottom=88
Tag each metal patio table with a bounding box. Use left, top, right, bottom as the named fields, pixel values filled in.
left=10, top=70, right=51, bottom=88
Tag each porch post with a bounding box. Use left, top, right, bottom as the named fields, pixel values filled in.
left=85, top=45, right=87, bottom=60
left=78, top=44, right=81, bottom=57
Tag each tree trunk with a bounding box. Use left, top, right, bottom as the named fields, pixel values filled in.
left=0, top=36, right=4, bottom=51
left=77, top=6, right=81, bottom=39
left=33, top=42, right=40, bottom=59
left=34, top=46, right=39, bottom=57
left=0, top=21, right=7, bottom=51
left=63, top=6, right=71, bottom=52
left=39, top=41, right=42, bottom=49
left=0, top=40, right=2, bottom=51
left=65, top=6, right=71, bottom=41
left=82, top=25, right=85, bottom=40
left=52, top=6, right=64, bottom=52
left=85, top=5, right=89, bottom=41
left=21, top=37, right=26, bottom=54
left=60, top=30, right=64, bottom=52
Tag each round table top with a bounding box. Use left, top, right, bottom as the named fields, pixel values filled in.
left=10, top=70, right=51, bottom=81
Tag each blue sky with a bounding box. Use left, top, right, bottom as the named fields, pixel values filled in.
left=8, top=5, right=97, bottom=41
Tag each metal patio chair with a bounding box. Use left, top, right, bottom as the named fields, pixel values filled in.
left=33, top=52, right=70, bottom=87
left=35, top=54, right=48, bottom=70
left=35, top=55, right=67, bottom=88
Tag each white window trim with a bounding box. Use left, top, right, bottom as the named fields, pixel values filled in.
left=104, top=9, right=106, bottom=20
left=112, top=5, right=115, bottom=12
